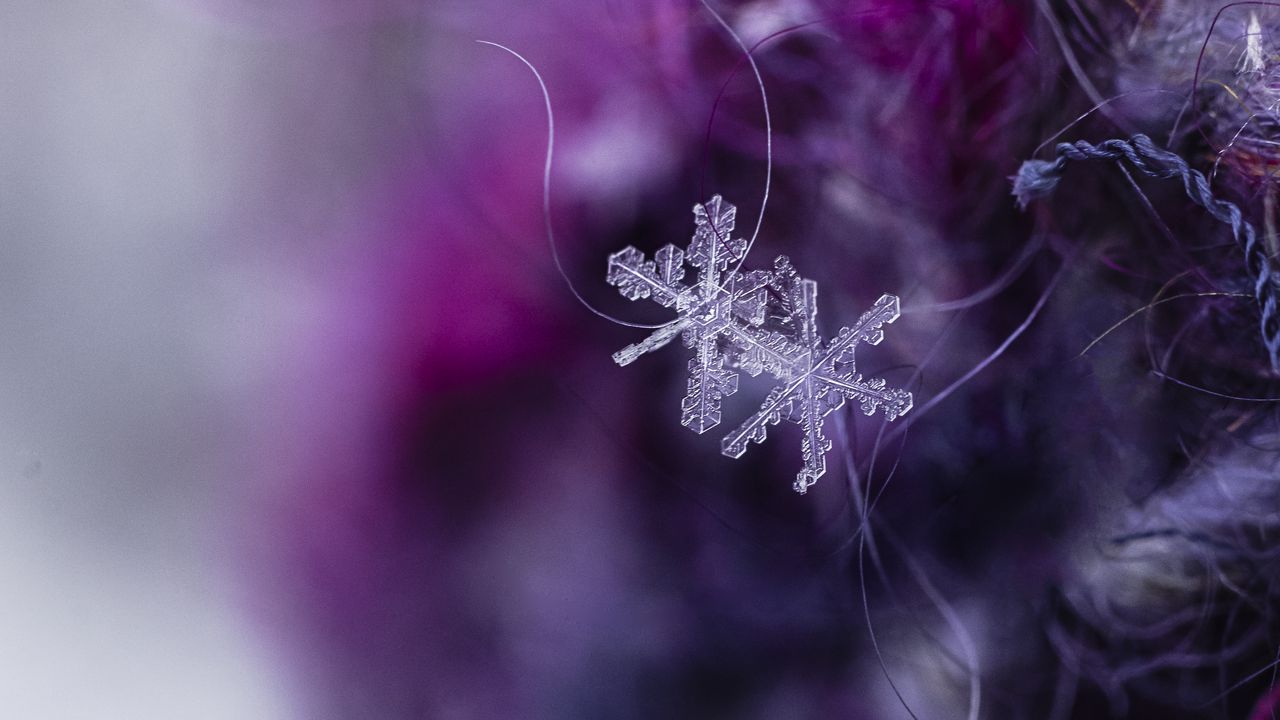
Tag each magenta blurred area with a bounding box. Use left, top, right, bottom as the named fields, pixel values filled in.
left=0, top=0, right=1035, bottom=718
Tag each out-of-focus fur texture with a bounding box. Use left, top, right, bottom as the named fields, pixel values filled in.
left=160, top=1, right=1280, bottom=718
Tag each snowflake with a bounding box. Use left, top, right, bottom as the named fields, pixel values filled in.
left=607, top=195, right=912, bottom=493
left=721, top=284, right=913, bottom=494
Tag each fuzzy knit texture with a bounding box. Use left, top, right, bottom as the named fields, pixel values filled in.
left=1014, top=134, right=1280, bottom=371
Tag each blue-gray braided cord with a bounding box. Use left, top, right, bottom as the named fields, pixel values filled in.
left=1012, top=134, right=1280, bottom=372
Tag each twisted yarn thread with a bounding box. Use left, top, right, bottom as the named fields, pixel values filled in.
left=1012, top=134, right=1280, bottom=372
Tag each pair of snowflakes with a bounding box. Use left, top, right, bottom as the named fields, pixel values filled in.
left=607, top=196, right=912, bottom=494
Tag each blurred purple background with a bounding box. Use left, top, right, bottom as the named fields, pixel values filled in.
left=7, top=1, right=1280, bottom=718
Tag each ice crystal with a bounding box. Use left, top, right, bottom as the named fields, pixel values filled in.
left=607, top=195, right=913, bottom=493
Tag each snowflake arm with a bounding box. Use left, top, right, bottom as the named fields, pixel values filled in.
left=680, top=341, right=738, bottom=433
left=720, top=382, right=794, bottom=460
left=819, top=371, right=914, bottom=421
left=796, top=378, right=834, bottom=492
left=606, top=244, right=687, bottom=306
left=820, top=294, right=902, bottom=365
left=687, top=195, right=746, bottom=300
left=612, top=320, right=688, bottom=366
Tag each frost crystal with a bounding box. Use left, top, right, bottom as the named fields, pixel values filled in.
left=607, top=195, right=913, bottom=493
